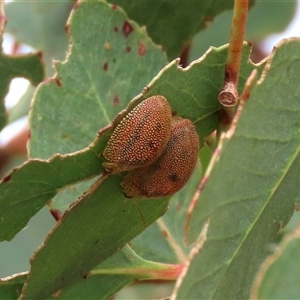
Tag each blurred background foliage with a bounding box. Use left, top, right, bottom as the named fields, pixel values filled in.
left=0, top=1, right=299, bottom=299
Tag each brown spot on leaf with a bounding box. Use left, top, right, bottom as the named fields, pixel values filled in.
left=125, top=46, right=131, bottom=52
left=112, top=4, right=118, bottom=10
left=204, top=16, right=214, bottom=28
left=83, top=272, right=90, bottom=279
left=2, top=175, right=11, bottom=183
left=138, top=41, right=146, bottom=56
left=104, top=42, right=111, bottom=50
left=61, top=134, right=70, bottom=140
left=122, top=21, right=134, bottom=37
left=162, top=230, right=168, bottom=237
left=65, top=24, right=70, bottom=34
left=50, top=209, right=63, bottom=222
left=28, top=130, right=31, bottom=139
left=103, top=62, right=108, bottom=71
left=114, top=26, right=119, bottom=32
left=37, top=51, right=43, bottom=60
left=52, top=290, right=62, bottom=298
left=54, top=78, right=62, bottom=87
left=112, top=95, right=120, bottom=106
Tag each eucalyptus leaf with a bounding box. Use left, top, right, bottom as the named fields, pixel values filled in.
left=0, top=245, right=180, bottom=300
left=251, top=230, right=300, bottom=299
left=0, top=136, right=104, bottom=242
left=29, top=0, right=168, bottom=159
left=108, top=0, right=255, bottom=59
left=0, top=272, right=27, bottom=300
left=130, top=161, right=202, bottom=264
left=20, top=175, right=169, bottom=299
left=1, top=0, right=260, bottom=250
left=175, top=38, right=300, bottom=299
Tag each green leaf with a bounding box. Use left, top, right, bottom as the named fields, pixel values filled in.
left=0, top=272, right=27, bottom=300
left=28, top=1, right=168, bottom=159
left=48, top=178, right=98, bottom=214
left=246, top=0, right=297, bottom=41
left=0, top=137, right=104, bottom=242
left=20, top=175, right=169, bottom=300
left=130, top=161, right=202, bottom=264
left=107, top=0, right=255, bottom=60
left=44, top=37, right=258, bottom=270
left=1, top=0, right=260, bottom=247
left=0, top=245, right=180, bottom=300
left=138, top=43, right=258, bottom=147
left=53, top=245, right=179, bottom=300
left=28, top=0, right=257, bottom=221
left=0, top=52, right=44, bottom=130
left=175, top=38, right=300, bottom=299
left=0, top=206, right=55, bottom=280
left=251, top=229, right=300, bottom=299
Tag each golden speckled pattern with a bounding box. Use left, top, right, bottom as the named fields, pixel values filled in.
left=121, top=118, right=199, bottom=198
left=103, top=96, right=172, bottom=173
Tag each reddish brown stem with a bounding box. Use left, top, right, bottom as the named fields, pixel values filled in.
left=218, top=0, right=249, bottom=129
left=226, top=0, right=248, bottom=87
left=90, top=263, right=184, bottom=281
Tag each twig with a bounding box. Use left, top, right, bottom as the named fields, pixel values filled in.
left=218, top=0, right=249, bottom=131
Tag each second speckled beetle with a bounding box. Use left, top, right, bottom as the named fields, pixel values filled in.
left=121, top=117, right=199, bottom=198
